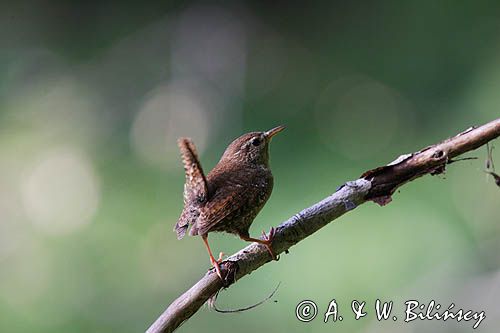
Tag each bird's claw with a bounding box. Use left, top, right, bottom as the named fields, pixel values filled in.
left=208, top=252, right=225, bottom=280
left=209, top=257, right=223, bottom=280
left=262, top=227, right=278, bottom=261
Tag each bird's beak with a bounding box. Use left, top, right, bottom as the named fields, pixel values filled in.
left=264, top=125, right=285, bottom=140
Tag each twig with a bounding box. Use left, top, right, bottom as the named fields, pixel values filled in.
left=146, top=118, right=500, bottom=333
left=211, top=282, right=281, bottom=313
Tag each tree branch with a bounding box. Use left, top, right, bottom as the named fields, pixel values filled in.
left=146, top=118, right=500, bottom=333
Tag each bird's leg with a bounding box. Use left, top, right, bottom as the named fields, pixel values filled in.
left=201, top=234, right=223, bottom=280
left=239, top=227, right=277, bottom=260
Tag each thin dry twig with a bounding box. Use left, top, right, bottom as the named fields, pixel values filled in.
left=146, top=118, right=500, bottom=333
left=211, top=282, right=281, bottom=313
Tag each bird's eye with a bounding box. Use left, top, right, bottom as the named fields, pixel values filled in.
left=251, top=137, right=261, bottom=146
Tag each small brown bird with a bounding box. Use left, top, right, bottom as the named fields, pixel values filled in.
left=174, top=126, right=285, bottom=279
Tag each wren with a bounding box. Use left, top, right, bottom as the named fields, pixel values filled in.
left=174, top=126, right=285, bottom=279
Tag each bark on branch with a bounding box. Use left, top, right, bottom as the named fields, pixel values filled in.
left=146, top=118, right=500, bottom=333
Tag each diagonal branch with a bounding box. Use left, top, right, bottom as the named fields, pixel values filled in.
left=146, top=118, right=500, bottom=333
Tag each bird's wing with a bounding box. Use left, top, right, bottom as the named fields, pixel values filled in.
left=193, top=182, right=248, bottom=236
left=174, top=138, right=208, bottom=239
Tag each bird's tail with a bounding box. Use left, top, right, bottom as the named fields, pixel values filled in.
left=174, top=137, right=206, bottom=240
left=174, top=220, right=188, bottom=240
left=174, top=207, right=198, bottom=239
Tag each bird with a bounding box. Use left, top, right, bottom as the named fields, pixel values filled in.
left=174, top=126, right=285, bottom=279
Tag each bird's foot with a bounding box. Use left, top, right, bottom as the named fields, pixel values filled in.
left=261, top=227, right=278, bottom=261
left=202, top=235, right=225, bottom=281
left=209, top=255, right=223, bottom=280
left=239, top=229, right=279, bottom=261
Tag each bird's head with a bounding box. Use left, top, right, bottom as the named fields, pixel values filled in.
left=220, top=125, right=285, bottom=166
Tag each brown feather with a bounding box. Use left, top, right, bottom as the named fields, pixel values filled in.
left=191, top=164, right=273, bottom=237
left=174, top=138, right=208, bottom=239
left=173, top=126, right=285, bottom=279
left=175, top=127, right=282, bottom=239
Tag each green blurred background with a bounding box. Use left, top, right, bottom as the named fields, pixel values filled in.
left=0, top=1, right=499, bottom=332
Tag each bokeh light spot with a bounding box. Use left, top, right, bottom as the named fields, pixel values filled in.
left=315, top=76, right=410, bottom=160
left=171, top=4, right=247, bottom=95
left=21, top=147, right=100, bottom=235
left=131, top=82, right=211, bottom=169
